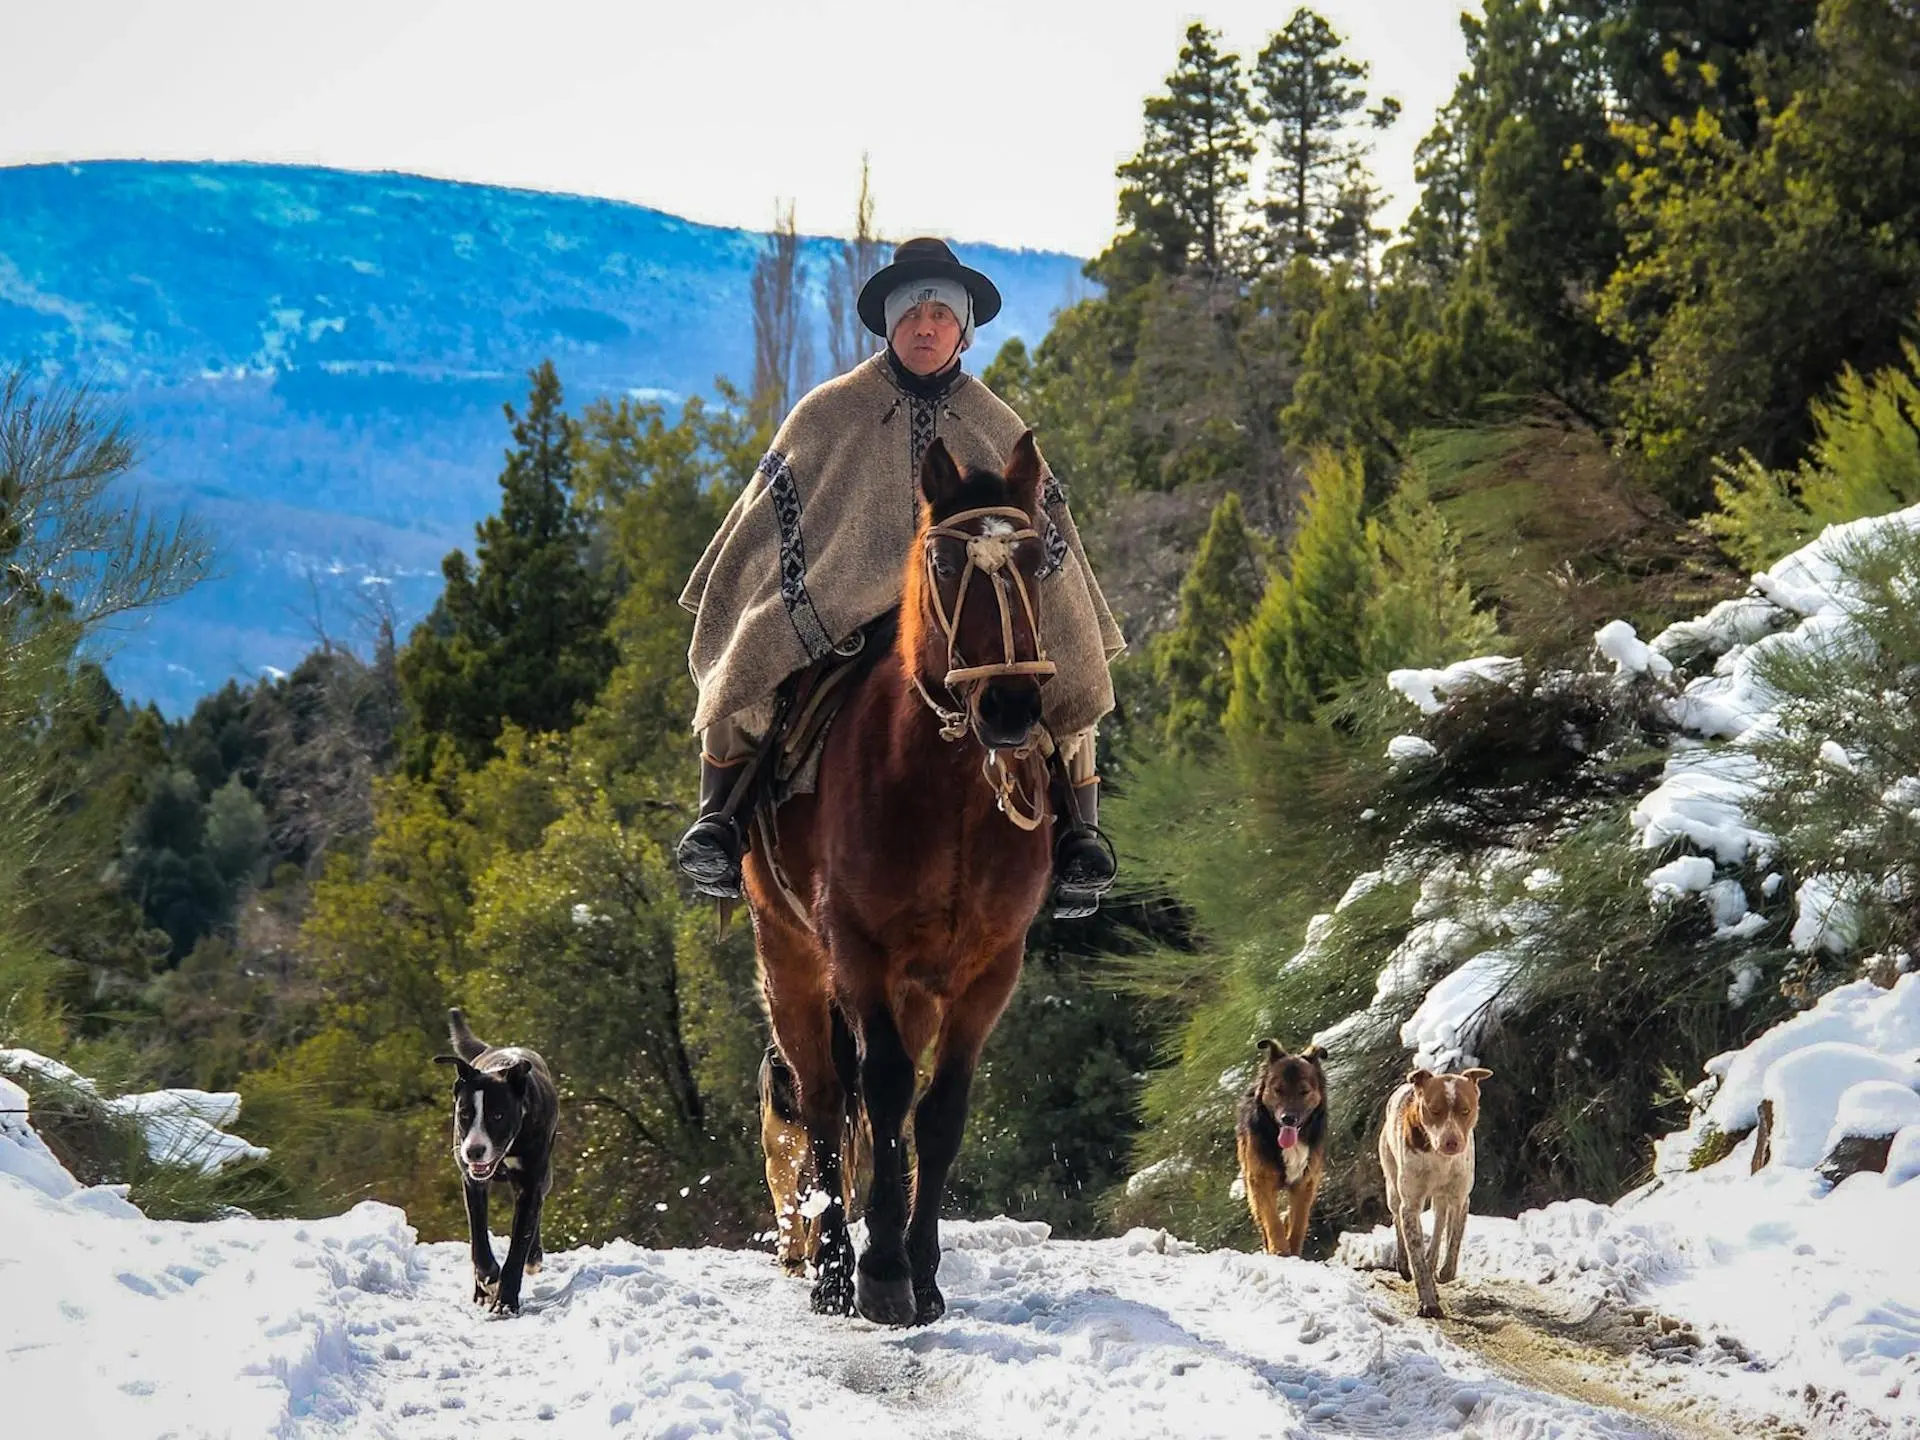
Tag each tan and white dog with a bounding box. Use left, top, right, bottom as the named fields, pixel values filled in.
left=1378, top=1066, right=1492, bottom=1318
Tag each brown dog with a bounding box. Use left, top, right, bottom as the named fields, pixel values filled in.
left=1378, top=1066, right=1492, bottom=1318
left=1235, top=1040, right=1329, bottom=1257
left=759, top=1045, right=869, bottom=1274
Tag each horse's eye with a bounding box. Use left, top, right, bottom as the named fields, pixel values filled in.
left=932, top=548, right=958, bottom=578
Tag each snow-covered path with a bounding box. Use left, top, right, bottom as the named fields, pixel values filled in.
left=286, top=1217, right=1669, bottom=1440
left=7, top=1164, right=1674, bottom=1440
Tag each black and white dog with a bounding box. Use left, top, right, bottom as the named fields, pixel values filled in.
left=434, top=1008, right=559, bottom=1315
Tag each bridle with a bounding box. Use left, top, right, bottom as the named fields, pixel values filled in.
left=910, top=503, right=1055, bottom=830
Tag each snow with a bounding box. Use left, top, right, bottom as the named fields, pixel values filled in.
left=1791, top=872, right=1865, bottom=955
left=1698, top=973, right=1920, bottom=1142
left=0, top=1095, right=1668, bottom=1440
left=1593, top=619, right=1673, bottom=679
left=1346, top=1158, right=1920, bottom=1433
left=1758, top=1042, right=1919, bottom=1168
left=1386, top=655, right=1523, bottom=716
left=0, top=1048, right=268, bottom=1174
left=1628, top=746, right=1770, bottom=865
left=1825, top=1080, right=1920, bottom=1151
left=1643, top=855, right=1715, bottom=900
left=1889, top=1126, right=1920, bottom=1185
left=1651, top=596, right=1787, bottom=661
left=1385, top=733, right=1438, bottom=763
left=1399, top=947, right=1522, bottom=1072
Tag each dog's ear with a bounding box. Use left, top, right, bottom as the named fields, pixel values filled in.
left=1462, top=1067, right=1492, bottom=1084
left=1407, top=1068, right=1434, bottom=1088
left=504, top=1057, right=533, bottom=1092
left=1300, top=1043, right=1327, bottom=1063
left=1256, top=1037, right=1284, bottom=1062
left=920, top=436, right=964, bottom=510
left=433, top=1054, right=475, bottom=1083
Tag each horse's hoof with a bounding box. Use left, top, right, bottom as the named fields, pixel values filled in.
left=854, top=1268, right=917, bottom=1327
left=913, top=1283, right=946, bottom=1326
left=1418, top=1300, right=1445, bottom=1320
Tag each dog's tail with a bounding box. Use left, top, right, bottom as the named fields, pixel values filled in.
left=447, top=1008, right=488, bottom=1062
left=759, top=1044, right=803, bottom=1126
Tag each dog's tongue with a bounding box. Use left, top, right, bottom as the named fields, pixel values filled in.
left=1277, top=1124, right=1300, bottom=1150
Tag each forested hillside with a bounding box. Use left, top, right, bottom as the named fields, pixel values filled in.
left=4, top=0, right=1920, bottom=1261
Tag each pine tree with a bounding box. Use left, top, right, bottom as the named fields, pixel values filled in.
left=1322, top=158, right=1394, bottom=301
left=1104, top=23, right=1256, bottom=283
left=1155, top=492, right=1268, bottom=749
left=1396, top=99, right=1475, bottom=286
left=824, top=157, right=886, bottom=377
left=1254, top=8, right=1391, bottom=263
left=399, top=362, right=615, bottom=771
left=1224, top=449, right=1370, bottom=738
left=1360, top=467, right=1500, bottom=671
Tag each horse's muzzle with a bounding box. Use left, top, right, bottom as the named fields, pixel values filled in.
left=973, top=678, right=1044, bottom=749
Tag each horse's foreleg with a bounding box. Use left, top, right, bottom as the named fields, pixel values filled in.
left=907, top=943, right=1024, bottom=1325
left=850, top=993, right=919, bottom=1327
left=764, top=975, right=854, bottom=1316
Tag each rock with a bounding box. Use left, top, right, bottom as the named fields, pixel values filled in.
left=1752, top=1098, right=1775, bottom=1174
left=1818, top=1131, right=1896, bottom=1185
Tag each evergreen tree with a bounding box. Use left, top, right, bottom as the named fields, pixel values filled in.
left=1448, top=0, right=1624, bottom=413
left=1155, top=492, right=1268, bottom=750
left=1396, top=99, right=1475, bottom=287
left=1255, top=8, right=1393, bottom=263
left=1102, top=23, right=1257, bottom=284
left=400, top=362, right=615, bottom=771
left=1322, top=160, right=1394, bottom=300
left=1598, top=0, right=1920, bottom=502
left=1360, top=467, right=1500, bottom=671
left=1224, top=449, right=1370, bottom=738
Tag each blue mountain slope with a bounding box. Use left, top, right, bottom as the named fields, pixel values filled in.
left=0, top=161, right=1087, bottom=712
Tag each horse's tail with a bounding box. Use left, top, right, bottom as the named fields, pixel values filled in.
left=447, top=1008, right=489, bottom=1062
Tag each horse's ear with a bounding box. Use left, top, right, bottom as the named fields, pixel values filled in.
left=920, top=436, right=964, bottom=510
left=1005, top=430, right=1042, bottom=520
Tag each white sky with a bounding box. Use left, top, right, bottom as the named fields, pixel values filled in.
left=0, top=0, right=1469, bottom=257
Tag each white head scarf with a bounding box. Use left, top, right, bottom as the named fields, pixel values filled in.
left=883, top=278, right=975, bottom=353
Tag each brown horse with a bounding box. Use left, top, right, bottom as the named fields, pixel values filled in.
left=743, top=432, right=1056, bottom=1325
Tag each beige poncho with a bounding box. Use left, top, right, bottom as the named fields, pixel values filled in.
left=680, top=353, right=1125, bottom=738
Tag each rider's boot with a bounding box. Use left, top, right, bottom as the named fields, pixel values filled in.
left=1052, top=769, right=1116, bottom=921
left=676, top=757, right=747, bottom=899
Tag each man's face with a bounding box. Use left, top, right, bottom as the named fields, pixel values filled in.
left=891, top=300, right=963, bottom=376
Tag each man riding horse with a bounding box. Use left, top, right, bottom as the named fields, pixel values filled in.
left=674, top=237, right=1125, bottom=917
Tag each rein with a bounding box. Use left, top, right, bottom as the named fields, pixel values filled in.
left=912, top=504, right=1056, bottom=832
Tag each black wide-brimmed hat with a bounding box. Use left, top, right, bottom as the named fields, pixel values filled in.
left=857, top=237, right=1003, bottom=338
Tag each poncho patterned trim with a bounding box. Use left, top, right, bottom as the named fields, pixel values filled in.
left=764, top=450, right=832, bottom=660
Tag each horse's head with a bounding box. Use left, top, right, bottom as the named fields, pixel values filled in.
left=905, top=432, right=1054, bottom=751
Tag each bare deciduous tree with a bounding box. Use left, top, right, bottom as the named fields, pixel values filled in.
left=750, top=201, right=813, bottom=429
left=825, top=156, right=887, bottom=376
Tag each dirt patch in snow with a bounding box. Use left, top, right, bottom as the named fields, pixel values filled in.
left=1362, top=1273, right=1798, bottom=1440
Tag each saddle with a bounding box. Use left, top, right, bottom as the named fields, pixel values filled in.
left=709, top=614, right=896, bottom=925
